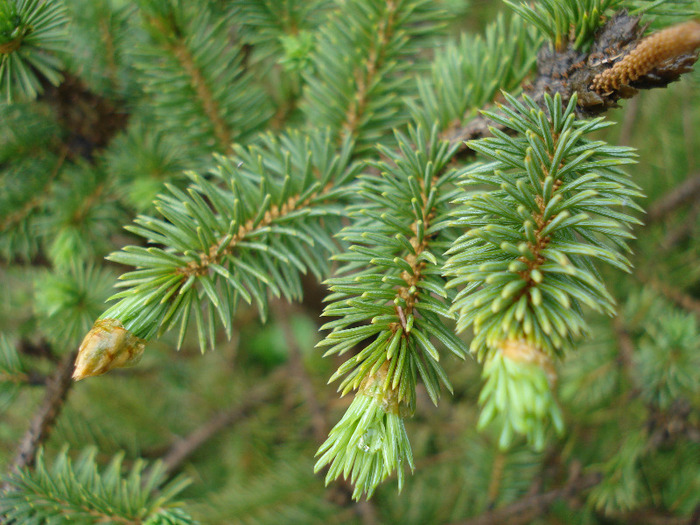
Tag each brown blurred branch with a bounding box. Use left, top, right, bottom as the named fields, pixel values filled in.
left=6, top=350, right=77, bottom=476
left=449, top=471, right=602, bottom=525
left=273, top=301, right=328, bottom=443
left=661, top=202, right=700, bottom=249
left=160, top=369, right=285, bottom=478
left=617, top=509, right=697, bottom=525
left=613, top=317, right=636, bottom=377
left=648, top=173, right=700, bottom=223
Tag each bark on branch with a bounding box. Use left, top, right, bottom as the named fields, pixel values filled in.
left=8, top=350, right=77, bottom=474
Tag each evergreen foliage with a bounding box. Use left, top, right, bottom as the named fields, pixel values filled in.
left=0, top=0, right=67, bottom=102
left=300, top=0, right=449, bottom=153
left=33, top=263, right=115, bottom=349
left=132, top=0, right=274, bottom=162
left=444, top=92, right=641, bottom=449
left=103, top=129, right=357, bottom=344
left=1, top=0, right=699, bottom=522
left=409, top=14, right=541, bottom=131
left=0, top=448, right=194, bottom=524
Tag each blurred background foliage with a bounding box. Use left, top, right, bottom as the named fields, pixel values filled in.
left=1, top=0, right=699, bottom=523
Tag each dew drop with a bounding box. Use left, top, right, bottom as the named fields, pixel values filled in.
left=357, top=428, right=384, bottom=454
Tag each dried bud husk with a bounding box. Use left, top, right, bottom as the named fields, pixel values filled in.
left=500, top=338, right=557, bottom=387
left=73, top=319, right=145, bottom=381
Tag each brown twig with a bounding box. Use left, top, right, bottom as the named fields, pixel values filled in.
left=6, top=350, right=77, bottom=475
left=448, top=471, right=602, bottom=525
left=159, top=369, right=284, bottom=478
left=618, top=509, right=697, bottom=525
left=662, top=202, right=700, bottom=249
left=690, top=503, right=700, bottom=525
left=613, top=317, right=635, bottom=371
left=647, top=173, right=700, bottom=223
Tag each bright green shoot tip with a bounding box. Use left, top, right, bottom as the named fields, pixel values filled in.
left=477, top=339, right=564, bottom=451
left=314, top=391, right=414, bottom=500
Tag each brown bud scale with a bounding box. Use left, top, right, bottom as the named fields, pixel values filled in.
left=499, top=339, right=557, bottom=387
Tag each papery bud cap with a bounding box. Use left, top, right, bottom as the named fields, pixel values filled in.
left=73, top=319, right=145, bottom=381
left=499, top=338, right=557, bottom=387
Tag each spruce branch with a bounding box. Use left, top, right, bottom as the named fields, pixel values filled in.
left=1, top=447, right=194, bottom=524
left=60, top=0, right=134, bottom=97
left=146, top=15, right=233, bottom=153
left=0, top=143, right=65, bottom=261
left=314, top=370, right=415, bottom=501
left=505, top=0, right=625, bottom=52
left=75, top=130, right=359, bottom=378
left=0, top=0, right=68, bottom=102
left=38, top=162, right=124, bottom=268
left=477, top=340, right=563, bottom=451
left=234, top=0, right=330, bottom=62
left=315, top=126, right=469, bottom=499
left=301, top=0, right=448, bottom=153
left=0, top=0, right=698, bottom=519
left=446, top=8, right=700, bottom=149
left=103, top=119, right=193, bottom=212
left=413, top=14, right=541, bottom=139
left=319, top=126, right=467, bottom=406
left=134, top=1, right=273, bottom=160
left=33, top=263, right=116, bottom=350
left=445, top=92, right=641, bottom=448
left=447, top=92, right=640, bottom=355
